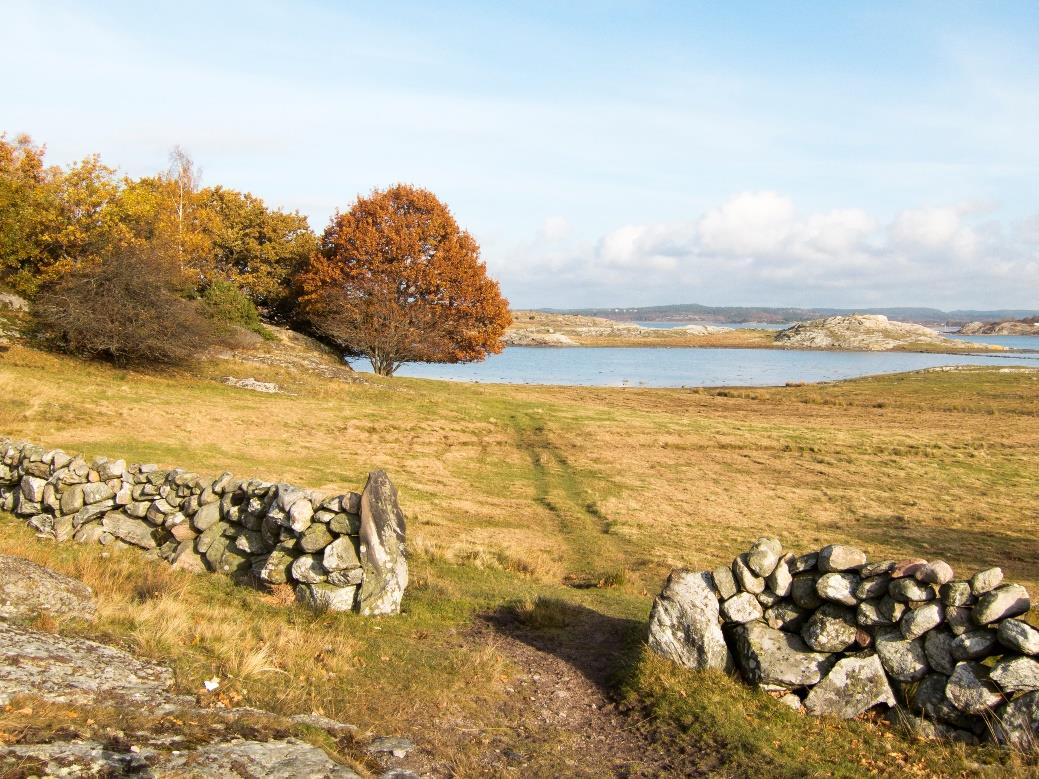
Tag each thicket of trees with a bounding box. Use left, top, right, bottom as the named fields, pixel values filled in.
left=1, top=133, right=510, bottom=373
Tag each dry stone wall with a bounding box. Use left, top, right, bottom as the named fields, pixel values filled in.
left=0, top=438, right=407, bottom=616
left=649, top=537, right=1039, bottom=749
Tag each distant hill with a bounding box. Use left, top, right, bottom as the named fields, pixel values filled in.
left=541, top=304, right=1039, bottom=326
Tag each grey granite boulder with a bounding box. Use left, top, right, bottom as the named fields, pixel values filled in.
left=721, top=592, right=763, bottom=624
left=357, top=471, right=409, bottom=616
left=940, top=581, right=973, bottom=607
left=729, top=621, right=833, bottom=689
left=732, top=554, right=765, bottom=594
left=923, top=627, right=957, bottom=675
left=101, top=511, right=157, bottom=549
left=818, top=544, right=866, bottom=573
left=875, top=625, right=929, bottom=682
left=946, top=661, right=1003, bottom=714
left=712, top=564, right=737, bottom=599
left=746, top=537, right=782, bottom=577
left=295, top=582, right=358, bottom=612
left=950, top=629, right=998, bottom=661
left=888, top=578, right=935, bottom=603
left=0, top=555, right=96, bottom=622
left=816, top=572, right=860, bottom=606
left=995, top=690, right=1039, bottom=750
left=998, top=619, right=1039, bottom=656
left=991, top=656, right=1039, bottom=693
left=900, top=601, right=943, bottom=640
left=912, top=672, right=976, bottom=729
left=803, top=655, right=894, bottom=718
left=802, top=604, right=858, bottom=652
left=970, top=567, right=1003, bottom=596
left=647, top=570, right=733, bottom=672
left=765, top=553, right=794, bottom=597
left=974, top=584, right=1030, bottom=624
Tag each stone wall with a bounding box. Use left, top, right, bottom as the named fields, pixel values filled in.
left=648, top=538, right=1039, bottom=749
left=0, top=438, right=407, bottom=616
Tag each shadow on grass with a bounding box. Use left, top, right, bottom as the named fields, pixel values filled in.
left=481, top=597, right=646, bottom=692
left=851, top=514, right=1039, bottom=574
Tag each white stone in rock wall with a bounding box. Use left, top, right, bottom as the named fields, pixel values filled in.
left=20, top=475, right=46, bottom=502
left=101, top=512, right=157, bottom=550
left=295, top=582, right=357, bottom=612
left=803, top=655, right=895, bottom=719
left=900, top=601, right=944, bottom=640
left=875, top=625, right=929, bottom=682
left=802, top=604, right=858, bottom=652
left=991, top=656, right=1039, bottom=693
left=192, top=501, right=222, bottom=531
left=888, top=578, right=935, bottom=603
left=60, top=485, right=85, bottom=514
left=970, top=567, right=1003, bottom=596
left=946, top=661, right=1003, bottom=714
left=721, top=592, right=763, bottom=624
left=766, top=553, right=794, bottom=597
left=81, top=482, right=114, bottom=505
left=647, top=570, right=733, bottom=672
left=323, top=537, right=361, bottom=572
left=816, top=572, right=860, bottom=606
left=999, top=619, right=1039, bottom=656
left=916, top=560, right=954, bottom=585
left=291, top=554, right=328, bottom=584
left=974, top=584, right=1030, bottom=624
left=732, top=555, right=765, bottom=594
left=288, top=499, right=314, bottom=533
left=746, top=537, right=782, bottom=578
left=818, top=544, right=866, bottom=573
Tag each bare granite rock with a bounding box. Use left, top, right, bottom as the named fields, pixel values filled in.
left=0, top=554, right=96, bottom=622
left=647, top=570, right=733, bottom=672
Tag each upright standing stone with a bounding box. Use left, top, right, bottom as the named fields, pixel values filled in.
left=357, top=471, right=408, bottom=616
left=648, top=570, right=733, bottom=672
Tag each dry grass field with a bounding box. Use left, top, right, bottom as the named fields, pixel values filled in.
left=1, top=340, right=1038, bottom=776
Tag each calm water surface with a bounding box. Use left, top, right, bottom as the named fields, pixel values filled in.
left=380, top=347, right=1039, bottom=387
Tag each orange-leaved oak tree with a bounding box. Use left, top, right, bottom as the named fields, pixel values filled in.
left=295, top=184, right=511, bottom=376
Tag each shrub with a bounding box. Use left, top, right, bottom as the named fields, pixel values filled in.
left=33, top=242, right=226, bottom=367
left=200, top=280, right=273, bottom=339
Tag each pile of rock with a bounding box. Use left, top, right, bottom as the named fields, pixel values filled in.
left=648, top=538, right=1039, bottom=748
left=0, top=438, right=407, bottom=616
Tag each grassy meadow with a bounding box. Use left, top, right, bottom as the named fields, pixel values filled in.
left=1, top=341, right=1038, bottom=776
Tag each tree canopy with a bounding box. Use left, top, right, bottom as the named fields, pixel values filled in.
left=296, top=184, right=511, bottom=375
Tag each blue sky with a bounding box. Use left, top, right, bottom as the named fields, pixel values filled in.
left=3, top=1, right=1038, bottom=309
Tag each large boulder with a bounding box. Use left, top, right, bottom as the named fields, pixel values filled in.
left=803, top=655, right=895, bottom=718
left=648, top=570, right=733, bottom=672
left=0, top=555, right=96, bottom=622
left=357, top=471, right=408, bottom=616
left=875, top=626, right=929, bottom=682
left=728, top=621, right=833, bottom=689
left=945, top=661, right=1003, bottom=714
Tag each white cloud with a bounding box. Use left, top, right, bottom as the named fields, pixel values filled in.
left=495, top=192, right=1039, bottom=309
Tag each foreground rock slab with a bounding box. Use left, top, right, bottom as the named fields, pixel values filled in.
left=804, top=655, right=894, bottom=718
left=358, top=470, right=409, bottom=616
left=0, top=554, right=96, bottom=622
left=0, top=621, right=179, bottom=706
left=157, top=737, right=362, bottom=778
left=648, top=570, right=733, bottom=671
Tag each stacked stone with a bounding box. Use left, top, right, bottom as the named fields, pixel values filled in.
left=648, top=537, right=1039, bottom=748
left=0, top=438, right=406, bottom=616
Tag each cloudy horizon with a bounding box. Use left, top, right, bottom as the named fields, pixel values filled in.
left=4, top=1, right=1037, bottom=310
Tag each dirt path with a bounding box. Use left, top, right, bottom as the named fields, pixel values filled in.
left=462, top=605, right=705, bottom=778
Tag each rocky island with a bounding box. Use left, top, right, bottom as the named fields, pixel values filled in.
left=958, top=319, right=1039, bottom=336
left=775, top=314, right=1002, bottom=352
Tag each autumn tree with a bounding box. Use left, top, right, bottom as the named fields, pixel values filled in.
left=296, top=184, right=510, bottom=376
left=0, top=134, right=119, bottom=296
left=196, top=186, right=316, bottom=313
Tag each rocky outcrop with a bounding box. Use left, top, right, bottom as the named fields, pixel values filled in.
left=0, top=560, right=415, bottom=777
left=0, top=438, right=408, bottom=615
left=648, top=537, right=1037, bottom=748
left=0, top=554, right=96, bottom=622
left=775, top=315, right=991, bottom=351
left=504, top=330, right=579, bottom=346
left=959, top=319, right=1039, bottom=336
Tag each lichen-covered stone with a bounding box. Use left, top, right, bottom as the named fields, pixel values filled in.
left=998, top=619, right=1039, bottom=656
left=951, top=629, right=998, bottom=661
left=729, top=621, right=833, bottom=689
left=888, top=578, right=935, bottom=603
left=995, top=690, right=1039, bottom=750
left=712, top=564, right=738, bottom=599
left=900, top=601, right=944, bottom=640
left=647, top=570, right=733, bottom=672
left=0, top=555, right=95, bottom=622
left=100, top=511, right=157, bottom=549
left=732, top=554, right=765, bottom=594
left=802, top=604, right=858, bottom=652
left=939, top=581, right=973, bottom=607
left=970, top=567, right=1003, bottom=596
left=816, top=572, right=860, bottom=606
left=945, top=661, right=1003, bottom=714
left=803, top=655, right=894, bottom=718
left=974, top=584, right=1030, bottom=624
left=357, top=470, right=409, bottom=616
left=746, top=537, right=782, bottom=577
left=923, top=627, right=957, bottom=675
left=791, top=574, right=823, bottom=609
left=991, top=656, right=1039, bottom=693
left=818, top=544, right=866, bottom=573
left=721, top=592, right=763, bottom=624
left=875, top=625, right=929, bottom=682
left=765, top=553, right=794, bottom=597
left=295, top=582, right=358, bottom=612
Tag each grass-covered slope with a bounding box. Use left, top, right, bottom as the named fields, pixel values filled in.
left=1, top=342, right=1038, bottom=776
